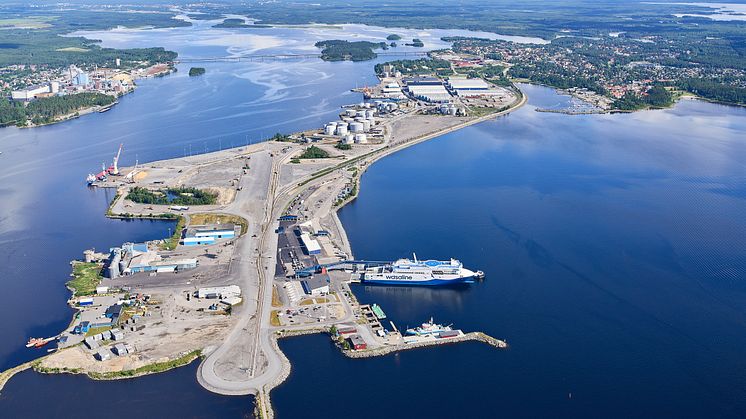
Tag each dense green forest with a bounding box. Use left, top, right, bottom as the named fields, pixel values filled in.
left=299, top=146, right=330, bottom=159
left=189, top=67, right=206, bottom=77
left=126, top=187, right=218, bottom=205
left=613, top=85, right=674, bottom=110
left=0, top=92, right=114, bottom=126
left=214, top=18, right=255, bottom=28
left=406, top=38, right=424, bottom=47
left=315, top=40, right=386, bottom=61
left=509, top=62, right=605, bottom=94
left=375, top=58, right=453, bottom=76
left=677, top=79, right=746, bottom=106
left=0, top=7, right=183, bottom=67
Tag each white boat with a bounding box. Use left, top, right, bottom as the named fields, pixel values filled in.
left=361, top=253, right=480, bottom=286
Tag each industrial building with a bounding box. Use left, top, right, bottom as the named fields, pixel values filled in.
left=197, top=285, right=241, bottom=299
left=94, top=348, right=111, bottom=361
left=106, top=242, right=198, bottom=277
left=348, top=334, right=367, bottom=350
left=299, top=232, right=321, bottom=255
left=73, top=72, right=89, bottom=86
left=403, top=76, right=443, bottom=86
left=446, top=77, right=505, bottom=97
left=11, top=82, right=59, bottom=101
left=406, top=84, right=452, bottom=103
left=112, top=343, right=128, bottom=356
left=301, top=275, right=330, bottom=296
left=182, top=224, right=237, bottom=246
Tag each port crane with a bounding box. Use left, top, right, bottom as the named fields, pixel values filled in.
left=86, top=143, right=124, bottom=185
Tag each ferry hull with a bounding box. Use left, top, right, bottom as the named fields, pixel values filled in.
left=361, top=276, right=476, bottom=286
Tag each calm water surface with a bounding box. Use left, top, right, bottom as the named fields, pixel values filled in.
left=273, top=85, right=746, bottom=418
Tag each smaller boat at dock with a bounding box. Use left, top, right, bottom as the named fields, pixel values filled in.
left=26, top=337, right=55, bottom=348
left=405, top=318, right=453, bottom=336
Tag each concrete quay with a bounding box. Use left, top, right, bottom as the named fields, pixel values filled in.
left=342, top=332, right=508, bottom=359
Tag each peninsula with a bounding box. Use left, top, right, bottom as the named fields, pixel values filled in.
left=0, top=68, right=521, bottom=418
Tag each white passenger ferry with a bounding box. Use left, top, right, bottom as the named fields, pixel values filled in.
left=361, top=254, right=483, bottom=286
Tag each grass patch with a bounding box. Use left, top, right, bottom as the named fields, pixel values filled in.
left=0, top=17, right=54, bottom=29
left=188, top=213, right=248, bottom=236
left=467, top=106, right=500, bottom=118
left=67, top=262, right=103, bottom=296
left=126, top=186, right=217, bottom=206
left=88, top=350, right=202, bottom=379
left=298, top=145, right=330, bottom=159
left=159, top=215, right=185, bottom=251
left=270, top=310, right=281, bottom=326
left=300, top=297, right=329, bottom=305
left=56, top=47, right=89, bottom=52
left=85, top=326, right=112, bottom=337
left=272, top=286, right=281, bottom=307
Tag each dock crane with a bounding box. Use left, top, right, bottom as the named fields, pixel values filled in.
left=109, top=143, right=123, bottom=175
left=85, top=143, right=124, bottom=185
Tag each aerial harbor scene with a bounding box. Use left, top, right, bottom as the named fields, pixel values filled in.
left=0, top=1, right=745, bottom=418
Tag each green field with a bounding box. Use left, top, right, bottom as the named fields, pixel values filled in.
left=67, top=262, right=103, bottom=296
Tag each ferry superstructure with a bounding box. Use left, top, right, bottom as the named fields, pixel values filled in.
left=361, top=254, right=482, bottom=286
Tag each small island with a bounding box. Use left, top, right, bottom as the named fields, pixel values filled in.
left=386, top=34, right=401, bottom=41
left=406, top=38, right=425, bottom=47
left=188, top=67, right=206, bottom=77
left=315, top=40, right=387, bottom=62
left=213, top=18, right=272, bottom=29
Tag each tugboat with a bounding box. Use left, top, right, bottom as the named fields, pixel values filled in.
left=26, top=337, right=54, bottom=348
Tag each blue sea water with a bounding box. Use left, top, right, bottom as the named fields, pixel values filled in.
left=272, top=85, right=746, bottom=418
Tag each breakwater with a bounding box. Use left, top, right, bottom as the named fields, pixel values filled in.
left=343, top=332, right=508, bottom=359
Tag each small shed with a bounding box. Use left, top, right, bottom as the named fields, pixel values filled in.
left=94, top=348, right=111, bottom=361
left=112, top=343, right=128, bottom=356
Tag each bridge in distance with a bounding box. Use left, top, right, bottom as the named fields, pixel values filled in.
left=176, top=51, right=428, bottom=63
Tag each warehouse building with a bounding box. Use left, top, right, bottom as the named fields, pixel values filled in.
left=403, top=76, right=443, bottom=86
left=299, top=233, right=321, bottom=255
left=198, top=285, right=241, bottom=299
left=182, top=224, right=236, bottom=246
left=301, top=275, right=330, bottom=296
left=406, top=84, right=452, bottom=103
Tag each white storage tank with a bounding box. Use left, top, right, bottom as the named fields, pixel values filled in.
left=342, top=117, right=354, bottom=123
left=356, top=110, right=366, bottom=118
left=336, top=124, right=348, bottom=135
left=365, top=110, right=375, bottom=118
left=324, top=123, right=337, bottom=135
left=354, top=133, right=368, bottom=144
left=345, top=109, right=357, bottom=117
left=343, top=134, right=355, bottom=144
left=349, top=122, right=364, bottom=133
left=362, top=119, right=371, bottom=131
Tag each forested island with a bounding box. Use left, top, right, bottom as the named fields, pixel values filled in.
left=0, top=93, right=115, bottom=127
left=406, top=38, right=424, bottom=47
left=189, top=67, right=206, bottom=77
left=213, top=18, right=273, bottom=28
left=376, top=58, right=453, bottom=77
left=315, top=40, right=387, bottom=61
